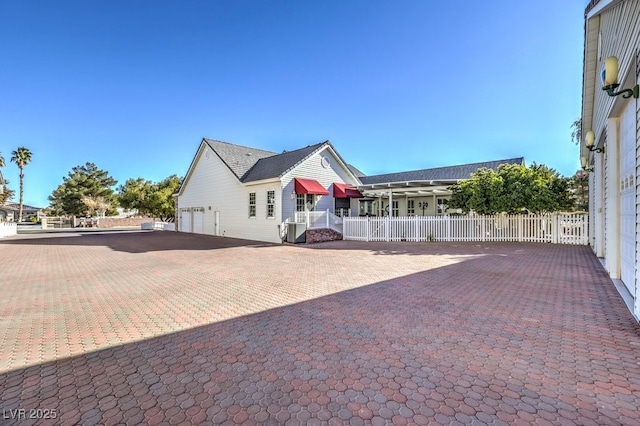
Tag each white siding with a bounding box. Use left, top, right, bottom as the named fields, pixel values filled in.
left=178, top=143, right=283, bottom=243
left=587, top=0, right=640, bottom=321
left=281, top=146, right=359, bottom=222
left=591, top=0, right=640, bottom=142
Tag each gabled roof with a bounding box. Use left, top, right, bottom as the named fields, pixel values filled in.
left=0, top=202, right=42, bottom=212
left=203, top=139, right=333, bottom=183
left=241, top=142, right=327, bottom=182
left=359, top=158, right=525, bottom=184
left=347, top=164, right=366, bottom=178
left=203, top=139, right=277, bottom=180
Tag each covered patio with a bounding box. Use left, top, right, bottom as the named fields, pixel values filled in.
left=356, top=179, right=457, bottom=217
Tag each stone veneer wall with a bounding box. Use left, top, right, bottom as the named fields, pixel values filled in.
left=305, top=228, right=343, bottom=244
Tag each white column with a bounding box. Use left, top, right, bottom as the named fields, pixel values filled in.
left=605, top=117, right=620, bottom=279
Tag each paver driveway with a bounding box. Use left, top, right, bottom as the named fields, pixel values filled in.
left=0, top=230, right=639, bottom=425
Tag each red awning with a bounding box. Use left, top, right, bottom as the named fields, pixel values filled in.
left=294, top=177, right=329, bottom=195
left=333, top=182, right=364, bottom=198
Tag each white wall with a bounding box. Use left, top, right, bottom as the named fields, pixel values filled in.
left=587, top=0, right=640, bottom=321
left=178, top=143, right=283, bottom=243
left=281, top=146, right=360, bottom=221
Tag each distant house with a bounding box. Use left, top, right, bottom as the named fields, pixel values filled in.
left=176, top=138, right=524, bottom=244
left=0, top=202, right=43, bottom=222
left=581, top=0, right=640, bottom=321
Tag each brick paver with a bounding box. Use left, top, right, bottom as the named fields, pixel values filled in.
left=0, top=230, right=639, bottom=425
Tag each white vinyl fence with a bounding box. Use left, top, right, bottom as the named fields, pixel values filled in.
left=0, top=222, right=18, bottom=238
left=343, top=214, right=588, bottom=245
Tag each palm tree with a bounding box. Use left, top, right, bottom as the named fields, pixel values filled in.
left=11, top=147, right=33, bottom=222
left=0, top=152, right=5, bottom=197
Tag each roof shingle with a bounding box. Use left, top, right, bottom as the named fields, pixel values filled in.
left=359, top=157, right=525, bottom=184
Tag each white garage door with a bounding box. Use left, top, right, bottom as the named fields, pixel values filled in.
left=619, top=99, right=635, bottom=295
left=192, top=208, right=204, bottom=234
left=180, top=210, right=191, bottom=233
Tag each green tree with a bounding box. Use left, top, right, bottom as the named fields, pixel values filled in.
left=568, top=170, right=589, bottom=211
left=48, top=162, right=118, bottom=216
left=118, top=175, right=181, bottom=221
left=448, top=163, right=574, bottom=215
left=0, top=152, right=8, bottom=204
left=117, top=178, right=153, bottom=214
left=571, top=118, right=582, bottom=145
left=10, top=147, right=32, bottom=222
left=0, top=178, right=15, bottom=205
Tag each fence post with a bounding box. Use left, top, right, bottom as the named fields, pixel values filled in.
left=326, top=209, right=330, bottom=229
left=552, top=214, right=559, bottom=244
left=518, top=215, right=523, bottom=242
left=385, top=216, right=390, bottom=242
left=366, top=216, right=370, bottom=242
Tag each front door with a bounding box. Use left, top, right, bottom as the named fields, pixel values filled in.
left=180, top=209, right=191, bottom=233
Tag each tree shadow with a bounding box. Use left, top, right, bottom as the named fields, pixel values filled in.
left=0, top=230, right=277, bottom=253
left=297, top=239, right=560, bottom=257
left=1, top=245, right=637, bottom=424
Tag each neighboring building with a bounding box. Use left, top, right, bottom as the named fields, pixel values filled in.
left=176, top=138, right=524, bottom=244
left=0, top=202, right=43, bottom=222
left=581, top=0, right=640, bottom=320
left=356, top=158, right=524, bottom=217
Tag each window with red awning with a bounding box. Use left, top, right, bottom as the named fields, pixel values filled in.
left=333, top=182, right=363, bottom=198
left=294, top=178, right=329, bottom=195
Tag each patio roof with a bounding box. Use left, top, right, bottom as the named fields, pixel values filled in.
left=357, top=180, right=456, bottom=198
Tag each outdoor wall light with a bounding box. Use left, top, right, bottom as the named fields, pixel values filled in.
left=602, top=56, right=639, bottom=98
left=418, top=201, right=428, bottom=216
left=585, top=130, right=604, bottom=153
left=581, top=156, right=593, bottom=172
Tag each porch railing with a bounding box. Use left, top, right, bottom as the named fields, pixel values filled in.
left=342, top=213, right=588, bottom=245
left=294, top=209, right=344, bottom=234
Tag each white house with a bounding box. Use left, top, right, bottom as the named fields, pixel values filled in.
left=176, top=138, right=525, bottom=244
left=176, top=139, right=363, bottom=244
left=581, top=0, right=640, bottom=321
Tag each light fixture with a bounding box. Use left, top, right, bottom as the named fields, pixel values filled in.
left=418, top=201, right=429, bottom=216
left=585, top=130, right=604, bottom=153
left=601, top=56, right=639, bottom=98
left=581, top=156, right=593, bottom=172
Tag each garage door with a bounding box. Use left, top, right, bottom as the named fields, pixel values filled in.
left=619, top=99, right=635, bottom=295
left=180, top=209, right=191, bottom=233
left=192, top=208, right=204, bottom=234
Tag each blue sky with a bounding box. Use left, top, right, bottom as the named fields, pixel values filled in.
left=0, top=1, right=585, bottom=208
